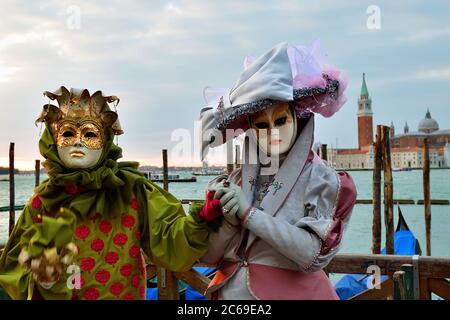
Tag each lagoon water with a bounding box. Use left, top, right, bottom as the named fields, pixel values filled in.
left=1, top=170, right=449, bottom=259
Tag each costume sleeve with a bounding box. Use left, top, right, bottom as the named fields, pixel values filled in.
left=138, top=182, right=210, bottom=273
left=0, top=196, right=75, bottom=300
left=242, top=171, right=356, bottom=272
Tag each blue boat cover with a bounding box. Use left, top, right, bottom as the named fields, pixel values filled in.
left=334, top=229, right=418, bottom=300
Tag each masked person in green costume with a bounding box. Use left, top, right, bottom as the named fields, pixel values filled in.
left=0, top=87, right=223, bottom=300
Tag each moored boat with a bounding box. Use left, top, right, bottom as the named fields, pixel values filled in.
left=334, top=206, right=421, bottom=300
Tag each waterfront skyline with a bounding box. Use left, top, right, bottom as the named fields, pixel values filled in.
left=1, top=1, right=450, bottom=170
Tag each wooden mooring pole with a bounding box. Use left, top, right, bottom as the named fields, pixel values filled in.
left=234, top=144, right=241, bottom=170
left=35, top=159, right=40, bottom=187
left=157, top=149, right=179, bottom=300
left=423, top=138, right=431, bottom=256
left=162, top=149, right=169, bottom=192
left=9, top=142, right=15, bottom=236
left=381, top=126, right=394, bottom=255
left=320, top=144, right=328, bottom=161
left=226, top=140, right=234, bottom=174
left=372, top=126, right=382, bottom=254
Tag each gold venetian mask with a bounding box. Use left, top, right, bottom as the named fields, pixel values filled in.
left=36, top=87, right=122, bottom=169
left=56, top=120, right=104, bottom=150
left=55, top=119, right=105, bottom=169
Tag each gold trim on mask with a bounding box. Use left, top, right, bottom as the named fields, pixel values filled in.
left=36, top=87, right=123, bottom=137
left=56, top=118, right=105, bottom=150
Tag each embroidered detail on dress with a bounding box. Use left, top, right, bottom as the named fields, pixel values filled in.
left=253, top=178, right=283, bottom=201
left=248, top=176, right=256, bottom=191
left=271, top=181, right=283, bottom=195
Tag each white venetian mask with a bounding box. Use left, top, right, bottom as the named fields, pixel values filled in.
left=249, top=102, right=297, bottom=156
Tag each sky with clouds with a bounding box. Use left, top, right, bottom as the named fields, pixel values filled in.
left=1, top=0, right=449, bottom=169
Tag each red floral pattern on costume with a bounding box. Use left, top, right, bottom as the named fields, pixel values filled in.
left=139, top=285, right=146, bottom=299
left=95, top=269, right=111, bottom=286
left=131, top=275, right=140, bottom=288
left=80, top=257, right=95, bottom=271
left=33, top=214, right=42, bottom=224
left=113, top=233, right=128, bottom=248
left=121, top=214, right=136, bottom=230
left=120, top=263, right=133, bottom=278
left=129, top=245, right=140, bottom=259
left=75, top=225, right=90, bottom=241
left=123, top=293, right=134, bottom=300
left=105, top=251, right=119, bottom=266
left=91, top=239, right=104, bottom=254
left=31, top=196, right=41, bottom=209
left=110, top=281, right=125, bottom=297
left=131, top=198, right=139, bottom=211
left=99, top=220, right=113, bottom=235
left=84, top=288, right=99, bottom=300
left=70, top=192, right=149, bottom=299
left=65, top=184, right=78, bottom=195
left=79, top=275, right=85, bottom=289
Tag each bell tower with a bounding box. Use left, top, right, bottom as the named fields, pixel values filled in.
left=358, top=73, right=374, bottom=150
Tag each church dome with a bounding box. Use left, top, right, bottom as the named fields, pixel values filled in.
left=418, top=109, right=439, bottom=133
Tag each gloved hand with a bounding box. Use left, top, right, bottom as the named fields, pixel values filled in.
left=209, top=181, right=251, bottom=225
left=18, top=243, right=78, bottom=289
left=198, top=191, right=223, bottom=222
left=220, top=182, right=251, bottom=219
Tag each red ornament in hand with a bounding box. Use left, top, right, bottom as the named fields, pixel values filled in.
left=198, top=191, right=223, bottom=222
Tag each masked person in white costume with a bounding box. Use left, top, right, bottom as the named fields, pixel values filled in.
left=199, top=42, right=357, bottom=300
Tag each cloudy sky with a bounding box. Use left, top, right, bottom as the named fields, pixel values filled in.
left=1, top=0, right=449, bottom=169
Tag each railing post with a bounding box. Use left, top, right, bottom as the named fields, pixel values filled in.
left=9, top=142, right=15, bottom=236
left=372, top=126, right=382, bottom=254
left=423, top=138, right=431, bottom=256
left=401, top=264, right=415, bottom=300
left=157, top=149, right=179, bottom=300
left=393, top=271, right=406, bottom=300
left=35, top=159, right=40, bottom=187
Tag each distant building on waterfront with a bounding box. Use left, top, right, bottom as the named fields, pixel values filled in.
left=328, top=73, right=449, bottom=169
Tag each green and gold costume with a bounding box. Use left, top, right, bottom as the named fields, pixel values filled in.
left=0, top=124, right=209, bottom=300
